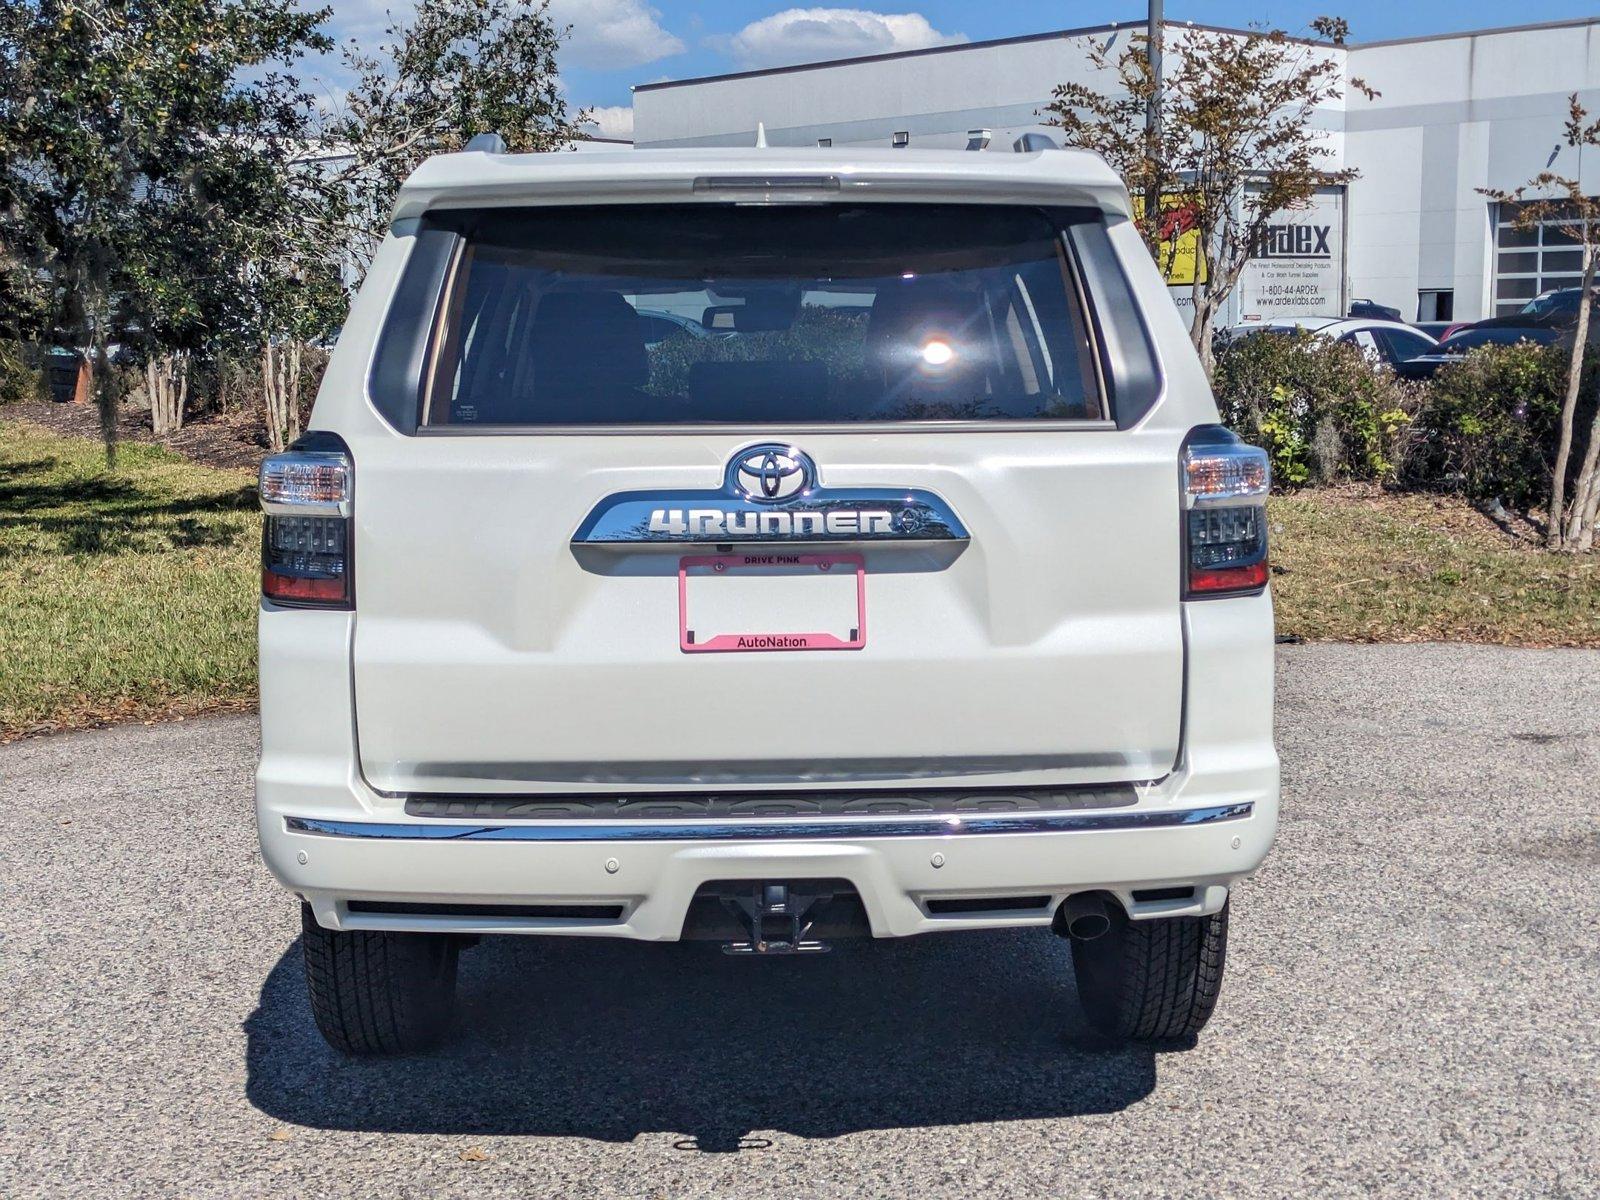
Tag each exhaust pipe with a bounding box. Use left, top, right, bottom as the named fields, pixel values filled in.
left=1056, top=893, right=1112, bottom=941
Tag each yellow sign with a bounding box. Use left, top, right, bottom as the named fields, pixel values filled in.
left=1133, top=194, right=1207, bottom=287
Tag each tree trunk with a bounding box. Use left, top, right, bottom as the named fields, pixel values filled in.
left=76, top=283, right=117, bottom=465
left=262, top=341, right=282, bottom=453
left=1542, top=248, right=1595, bottom=550
left=1190, top=253, right=1248, bottom=382
left=288, top=340, right=302, bottom=445
left=1191, top=302, right=1219, bottom=378
left=262, top=340, right=303, bottom=453
left=1567, top=402, right=1598, bottom=548
left=1568, top=385, right=1600, bottom=550
left=146, top=351, right=191, bottom=436
left=92, top=339, right=115, bottom=467
left=1189, top=265, right=1217, bottom=379
left=1559, top=249, right=1598, bottom=549
left=1576, top=440, right=1600, bottom=551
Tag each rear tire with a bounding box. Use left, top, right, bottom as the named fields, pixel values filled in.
left=1070, top=901, right=1228, bottom=1041
left=300, top=903, right=459, bottom=1055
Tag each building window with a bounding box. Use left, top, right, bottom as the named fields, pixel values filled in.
left=1493, top=201, right=1590, bottom=316
left=816, top=137, right=831, bottom=147
left=891, top=131, right=909, bottom=148
left=1417, top=289, right=1453, bottom=321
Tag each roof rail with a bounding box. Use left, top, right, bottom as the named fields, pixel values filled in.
left=465, top=132, right=506, bottom=153
left=1013, top=133, right=1060, bottom=153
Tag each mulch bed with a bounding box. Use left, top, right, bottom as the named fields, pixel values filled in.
left=5, top=398, right=268, bottom=471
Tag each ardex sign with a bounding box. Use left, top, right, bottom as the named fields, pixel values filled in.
left=1252, top=222, right=1332, bottom=258
left=1234, top=188, right=1345, bottom=321
left=1164, top=186, right=1346, bottom=324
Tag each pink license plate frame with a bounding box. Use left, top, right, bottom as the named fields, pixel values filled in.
left=678, top=552, right=866, bottom=653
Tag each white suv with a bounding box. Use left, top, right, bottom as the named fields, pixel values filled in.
left=256, top=143, right=1277, bottom=1055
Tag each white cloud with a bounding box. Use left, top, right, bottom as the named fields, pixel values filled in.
left=719, top=8, right=966, bottom=70
left=581, top=104, right=635, bottom=140
left=546, top=0, right=685, bottom=69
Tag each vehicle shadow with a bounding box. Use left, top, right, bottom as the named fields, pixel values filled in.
left=244, top=930, right=1172, bottom=1149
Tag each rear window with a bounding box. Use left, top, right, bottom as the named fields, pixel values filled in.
left=1441, top=327, right=1559, bottom=352
left=417, top=204, right=1105, bottom=427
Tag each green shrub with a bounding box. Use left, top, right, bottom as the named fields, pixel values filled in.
left=1407, top=342, right=1596, bottom=507
left=0, top=340, right=45, bottom=405
left=1212, top=328, right=1420, bottom=486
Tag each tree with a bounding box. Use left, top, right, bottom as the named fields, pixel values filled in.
left=123, top=145, right=288, bottom=435
left=324, top=0, right=584, bottom=280
left=1481, top=96, right=1600, bottom=551
left=0, top=4, right=52, bottom=343
left=1044, top=19, right=1370, bottom=375
left=244, top=167, right=346, bottom=451
left=236, top=0, right=584, bottom=449
left=0, top=0, right=329, bottom=454
left=0, top=37, right=44, bottom=344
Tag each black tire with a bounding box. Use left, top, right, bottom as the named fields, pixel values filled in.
left=1070, top=901, right=1228, bottom=1041
left=300, top=903, right=459, bottom=1055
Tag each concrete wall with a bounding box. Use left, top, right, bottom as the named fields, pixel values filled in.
left=635, top=24, right=1345, bottom=161
left=1345, top=21, right=1600, bottom=321
left=634, top=28, right=1127, bottom=151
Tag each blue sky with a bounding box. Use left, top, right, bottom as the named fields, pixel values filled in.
left=312, top=1, right=1598, bottom=136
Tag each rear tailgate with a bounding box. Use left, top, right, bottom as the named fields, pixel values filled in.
left=351, top=430, right=1184, bottom=792
left=344, top=195, right=1187, bottom=793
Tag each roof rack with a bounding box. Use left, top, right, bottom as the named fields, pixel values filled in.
left=1013, top=133, right=1060, bottom=153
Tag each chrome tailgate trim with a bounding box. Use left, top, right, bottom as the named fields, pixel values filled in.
left=286, top=803, right=1252, bottom=842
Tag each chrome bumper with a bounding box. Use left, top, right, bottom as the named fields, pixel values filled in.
left=285, top=803, right=1253, bottom=843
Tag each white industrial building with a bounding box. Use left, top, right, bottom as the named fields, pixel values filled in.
left=631, top=17, right=1600, bottom=326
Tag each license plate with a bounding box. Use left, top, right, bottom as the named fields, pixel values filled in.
left=678, top=552, right=865, bottom=653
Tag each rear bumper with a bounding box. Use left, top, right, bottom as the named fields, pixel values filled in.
left=258, top=594, right=1278, bottom=938
left=268, top=799, right=1270, bottom=938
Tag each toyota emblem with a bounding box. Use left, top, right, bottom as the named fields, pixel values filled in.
left=731, top=444, right=814, bottom=503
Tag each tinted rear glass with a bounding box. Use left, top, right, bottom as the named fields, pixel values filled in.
left=1441, top=327, right=1558, bottom=351
left=1519, top=290, right=1587, bottom=319
left=419, top=204, right=1103, bottom=426
left=1379, top=329, right=1436, bottom=361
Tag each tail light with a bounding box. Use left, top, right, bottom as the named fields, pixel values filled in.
left=1182, top=427, right=1270, bottom=598
left=259, top=433, right=352, bottom=609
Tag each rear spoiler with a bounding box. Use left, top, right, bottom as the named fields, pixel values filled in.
left=390, top=145, right=1133, bottom=225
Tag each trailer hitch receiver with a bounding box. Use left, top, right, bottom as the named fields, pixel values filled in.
left=721, top=883, right=832, bottom=955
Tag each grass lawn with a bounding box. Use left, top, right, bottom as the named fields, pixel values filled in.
left=2, top=418, right=1598, bottom=739
left=1269, top=488, right=1600, bottom=646
left=1, top=419, right=259, bottom=739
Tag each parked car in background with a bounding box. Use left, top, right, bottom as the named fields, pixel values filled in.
left=1434, top=286, right=1600, bottom=343
left=1414, top=321, right=1456, bottom=341
left=1347, top=297, right=1403, bottom=322
left=1392, top=324, right=1563, bottom=380
left=1512, top=286, right=1599, bottom=328
left=1226, top=316, right=1438, bottom=370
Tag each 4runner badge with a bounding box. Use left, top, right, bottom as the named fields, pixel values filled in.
left=571, top=443, right=970, bottom=545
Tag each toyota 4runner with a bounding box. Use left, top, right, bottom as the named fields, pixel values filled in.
left=256, top=141, right=1277, bottom=1055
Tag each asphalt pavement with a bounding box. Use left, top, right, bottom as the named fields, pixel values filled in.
left=1, top=644, right=1597, bottom=1198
